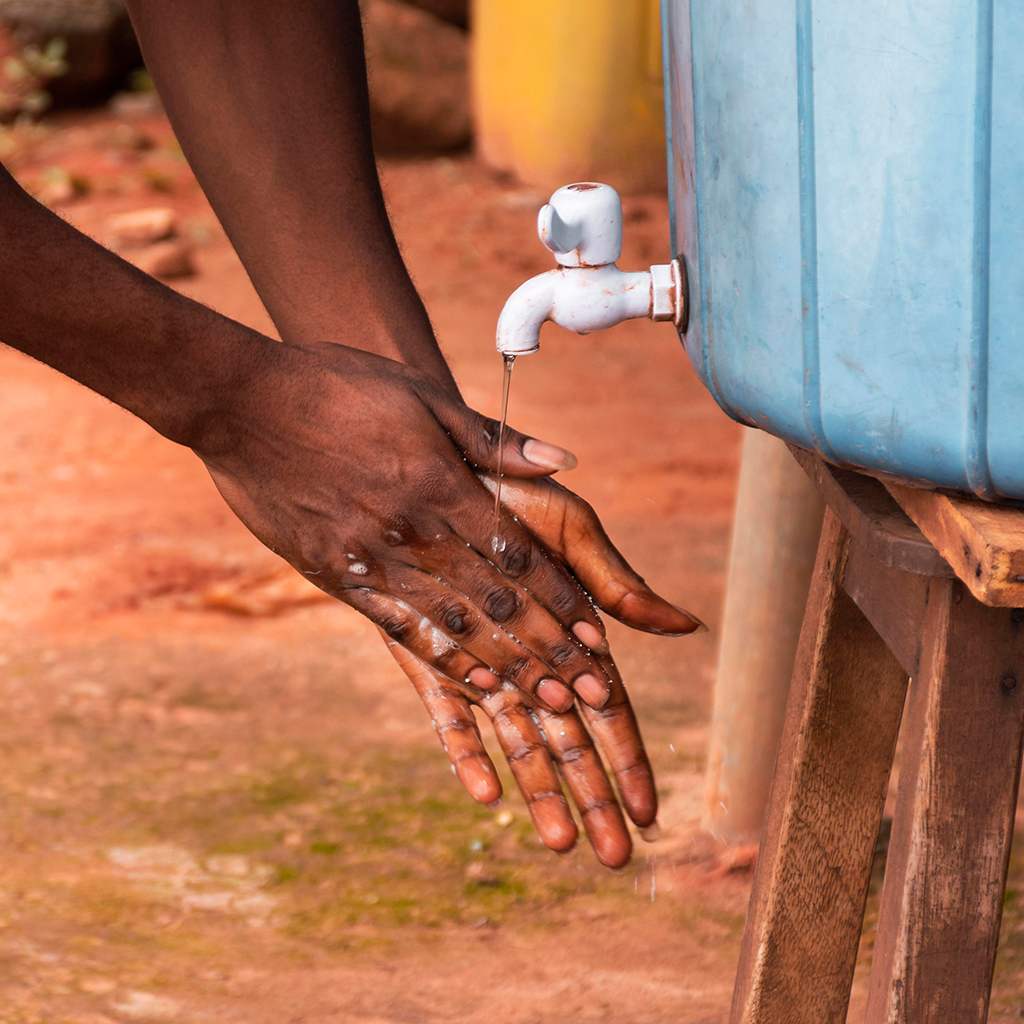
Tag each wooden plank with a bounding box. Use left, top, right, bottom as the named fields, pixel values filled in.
left=788, top=447, right=952, bottom=578
left=729, top=510, right=909, bottom=1024
left=842, top=538, right=931, bottom=677
left=885, top=481, right=1024, bottom=607
left=864, top=582, right=1024, bottom=1023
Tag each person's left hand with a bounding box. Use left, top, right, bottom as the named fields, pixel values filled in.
left=387, top=473, right=702, bottom=869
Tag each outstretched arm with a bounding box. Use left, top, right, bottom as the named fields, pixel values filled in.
left=0, top=162, right=267, bottom=449
left=124, top=0, right=455, bottom=390
left=0, top=165, right=619, bottom=721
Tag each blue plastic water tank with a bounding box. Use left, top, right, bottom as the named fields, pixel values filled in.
left=662, top=0, right=1024, bottom=501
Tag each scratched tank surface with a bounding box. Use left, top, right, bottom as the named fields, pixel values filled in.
left=663, top=0, right=1024, bottom=501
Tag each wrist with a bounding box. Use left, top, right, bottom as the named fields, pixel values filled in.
left=163, top=320, right=284, bottom=457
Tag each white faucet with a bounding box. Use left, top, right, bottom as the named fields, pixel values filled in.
left=496, top=182, right=685, bottom=356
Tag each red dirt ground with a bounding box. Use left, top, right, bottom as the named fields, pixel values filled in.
left=2, top=109, right=1024, bottom=1023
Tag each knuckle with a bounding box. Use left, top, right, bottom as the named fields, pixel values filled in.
left=558, top=744, right=590, bottom=764
left=501, top=656, right=532, bottom=685
left=295, top=533, right=333, bottom=572
left=378, top=614, right=410, bottom=643
left=479, top=416, right=501, bottom=449
left=528, top=790, right=569, bottom=807
left=592, top=702, right=630, bottom=725
left=618, top=759, right=654, bottom=780
left=548, top=583, right=582, bottom=620
left=500, top=542, right=533, bottom=578
left=436, top=718, right=476, bottom=737
left=483, top=586, right=520, bottom=623
left=432, top=600, right=474, bottom=636
left=546, top=642, right=580, bottom=669
left=451, top=750, right=485, bottom=767
left=380, top=514, right=414, bottom=547
left=420, top=685, right=453, bottom=703
left=493, top=704, right=531, bottom=732
left=506, top=740, right=543, bottom=764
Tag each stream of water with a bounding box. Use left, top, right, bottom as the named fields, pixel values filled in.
left=491, top=353, right=516, bottom=548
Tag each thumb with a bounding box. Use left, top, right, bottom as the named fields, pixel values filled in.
left=428, top=394, right=577, bottom=478
left=480, top=474, right=705, bottom=637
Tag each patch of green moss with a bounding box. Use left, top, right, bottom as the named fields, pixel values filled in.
left=91, top=745, right=677, bottom=947
left=309, top=840, right=340, bottom=855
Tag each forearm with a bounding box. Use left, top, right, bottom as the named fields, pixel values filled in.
left=124, top=0, right=457, bottom=393
left=0, top=165, right=274, bottom=449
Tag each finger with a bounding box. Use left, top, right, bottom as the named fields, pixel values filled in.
left=387, top=557, right=608, bottom=713
left=578, top=653, right=658, bottom=829
left=452, top=509, right=613, bottom=705
left=425, top=390, right=577, bottom=477
left=430, top=492, right=613, bottom=707
left=384, top=634, right=502, bottom=805
left=345, top=588, right=500, bottom=694
left=478, top=688, right=578, bottom=854
left=534, top=705, right=633, bottom=868
left=480, top=474, right=704, bottom=637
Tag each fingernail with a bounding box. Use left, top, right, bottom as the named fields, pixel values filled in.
left=619, top=592, right=707, bottom=635
left=663, top=600, right=707, bottom=633
left=572, top=621, right=608, bottom=653
left=523, top=439, right=578, bottom=472
left=669, top=608, right=707, bottom=635
left=467, top=666, right=500, bottom=690
left=573, top=672, right=610, bottom=708
left=639, top=821, right=662, bottom=843
left=537, top=677, right=574, bottom=712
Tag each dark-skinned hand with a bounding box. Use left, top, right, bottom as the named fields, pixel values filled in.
left=391, top=473, right=703, bottom=869
left=201, top=340, right=699, bottom=729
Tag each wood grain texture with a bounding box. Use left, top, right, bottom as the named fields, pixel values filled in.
left=729, top=510, right=909, bottom=1024
left=842, top=540, right=932, bottom=677
left=885, top=482, right=1024, bottom=607
left=863, top=582, right=1024, bottom=1023
left=788, top=448, right=952, bottom=578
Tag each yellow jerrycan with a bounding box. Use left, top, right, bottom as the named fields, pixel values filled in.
left=471, top=0, right=666, bottom=194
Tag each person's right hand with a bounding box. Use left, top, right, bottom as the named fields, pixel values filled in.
left=197, top=339, right=665, bottom=714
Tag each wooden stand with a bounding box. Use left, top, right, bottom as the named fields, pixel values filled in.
left=729, top=450, right=1024, bottom=1024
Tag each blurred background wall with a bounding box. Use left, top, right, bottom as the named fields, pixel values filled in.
left=1, top=0, right=667, bottom=193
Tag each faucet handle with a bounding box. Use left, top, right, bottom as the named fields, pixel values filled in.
left=536, top=181, right=623, bottom=268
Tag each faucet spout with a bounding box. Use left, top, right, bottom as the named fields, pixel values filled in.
left=494, top=182, right=685, bottom=357
left=495, top=271, right=556, bottom=356
left=496, top=265, right=657, bottom=356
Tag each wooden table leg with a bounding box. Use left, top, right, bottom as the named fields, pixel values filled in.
left=864, top=582, right=1024, bottom=1023
left=730, top=510, right=909, bottom=1024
